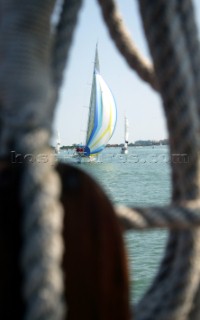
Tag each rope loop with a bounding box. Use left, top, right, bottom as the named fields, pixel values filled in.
left=1, top=0, right=200, bottom=319
left=97, top=0, right=200, bottom=319
left=97, top=0, right=158, bottom=90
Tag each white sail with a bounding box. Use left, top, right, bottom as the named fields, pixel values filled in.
left=121, top=116, right=129, bottom=154
left=76, top=46, right=117, bottom=160
left=55, top=130, right=61, bottom=154
left=125, top=116, right=129, bottom=143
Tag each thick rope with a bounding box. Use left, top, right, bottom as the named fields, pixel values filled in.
left=2, top=0, right=200, bottom=319
left=116, top=202, right=200, bottom=230
left=95, top=0, right=200, bottom=199
left=49, top=0, right=83, bottom=127
left=138, top=0, right=200, bottom=202
left=177, top=0, right=200, bottom=124
left=52, top=0, right=83, bottom=90
left=0, top=2, right=65, bottom=319
left=96, top=0, right=200, bottom=319
left=0, top=0, right=82, bottom=319
left=136, top=1, right=200, bottom=319
left=96, top=0, right=158, bottom=91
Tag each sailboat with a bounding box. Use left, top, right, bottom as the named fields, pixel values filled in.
left=55, top=130, right=61, bottom=154
left=75, top=46, right=117, bottom=162
left=121, top=116, right=129, bottom=154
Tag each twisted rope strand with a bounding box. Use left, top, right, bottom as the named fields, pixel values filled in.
left=132, top=1, right=200, bottom=319
left=96, top=0, right=158, bottom=91
left=177, top=0, right=200, bottom=126
left=2, top=0, right=200, bottom=319
left=0, top=1, right=68, bottom=319
left=21, top=155, right=65, bottom=320
left=116, top=202, right=200, bottom=231
left=52, top=0, right=83, bottom=90
left=0, top=1, right=56, bottom=156
left=20, top=0, right=83, bottom=316
left=139, top=0, right=200, bottom=201
left=0, top=0, right=84, bottom=317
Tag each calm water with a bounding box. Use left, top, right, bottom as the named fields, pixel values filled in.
left=61, top=146, right=171, bottom=303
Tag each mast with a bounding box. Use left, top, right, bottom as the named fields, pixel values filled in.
left=125, top=116, right=129, bottom=145
left=55, top=130, right=61, bottom=153
left=121, top=116, right=129, bottom=154
left=94, top=43, right=100, bottom=73
left=85, top=45, right=99, bottom=145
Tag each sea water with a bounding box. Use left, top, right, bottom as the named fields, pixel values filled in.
left=61, top=146, right=171, bottom=303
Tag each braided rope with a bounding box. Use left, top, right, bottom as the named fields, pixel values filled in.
left=0, top=0, right=82, bottom=319
left=96, top=0, right=158, bottom=91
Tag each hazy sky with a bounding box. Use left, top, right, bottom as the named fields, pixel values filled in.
left=53, top=0, right=200, bottom=146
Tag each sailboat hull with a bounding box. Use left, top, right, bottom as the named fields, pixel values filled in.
left=121, top=147, right=128, bottom=155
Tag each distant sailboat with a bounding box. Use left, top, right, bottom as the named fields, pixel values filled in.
left=75, top=46, right=117, bottom=162
left=121, top=116, right=129, bottom=154
left=55, top=130, right=61, bottom=154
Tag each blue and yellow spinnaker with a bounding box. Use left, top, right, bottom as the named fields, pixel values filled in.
left=85, top=49, right=117, bottom=155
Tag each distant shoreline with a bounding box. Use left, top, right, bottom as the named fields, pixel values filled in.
left=53, top=139, right=168, bottom=150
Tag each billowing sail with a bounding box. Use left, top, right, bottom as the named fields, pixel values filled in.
left=85, top=51, right=117, bottom=155
left=75, top=47, right=117, bottom=160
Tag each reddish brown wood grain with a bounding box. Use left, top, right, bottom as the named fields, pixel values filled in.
left=0, top=163, right=130, bottom=319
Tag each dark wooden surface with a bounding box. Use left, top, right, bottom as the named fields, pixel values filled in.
left=0, top=162, right=130, bottom=319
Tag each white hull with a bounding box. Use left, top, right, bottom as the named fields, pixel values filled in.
left=55, top=130, right=61, bottom=154
left=121, top=147, right=128, bottom=155
left=73, top=153, right=98, bottom=164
